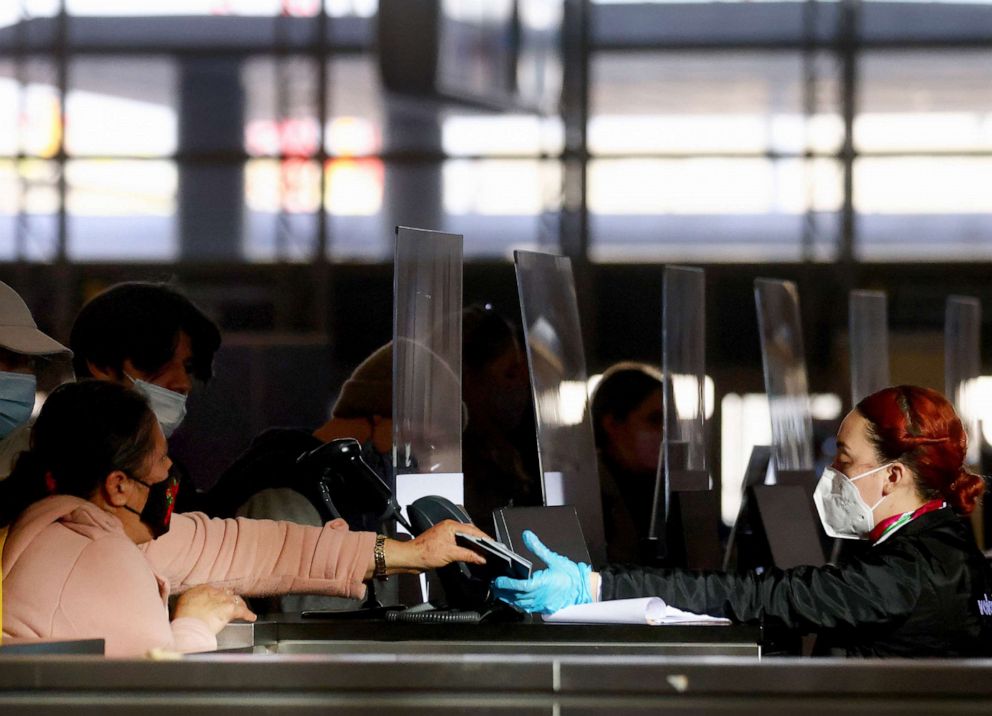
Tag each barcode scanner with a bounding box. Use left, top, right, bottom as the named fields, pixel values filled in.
left=407, top=495, right=530, bottom=615
left=406, top=495, right=489, bottom=610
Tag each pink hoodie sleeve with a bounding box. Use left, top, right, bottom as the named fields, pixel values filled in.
left=58, top=535, right=217, bottom=657
left=169, top=617, right=218, bottom=654
left=141, top=513, right=376, bottom=599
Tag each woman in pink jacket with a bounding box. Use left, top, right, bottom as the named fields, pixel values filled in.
left=0, top=380, right=487, bottom=657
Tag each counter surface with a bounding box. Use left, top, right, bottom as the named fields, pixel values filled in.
left=2, top=651, right=992, bottom=714
left=9, top=613, right=990, bottom=713
left=227, top=613, right=762, bottom=657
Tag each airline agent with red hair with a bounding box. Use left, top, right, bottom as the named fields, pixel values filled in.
left=494, top=385, right=992, bottom=657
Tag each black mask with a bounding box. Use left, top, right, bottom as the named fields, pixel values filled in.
left=124, top=471, right=180, bottom=538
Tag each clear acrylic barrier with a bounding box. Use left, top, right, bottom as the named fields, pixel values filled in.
left=649, top=266, right=710, bottom=539
left=849, top=290, right=890, bottom=406
left=663, top=266, right=709, bottom=484
left=514, top=250, right=606, bottom=564
left=945, top=296, right=981, bottom=465
left=393, top=226, right=464, bottom=477
left=754, top=278, right=814, bottom=472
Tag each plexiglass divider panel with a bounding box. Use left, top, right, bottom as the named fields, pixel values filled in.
left=754, top=278, right=815, bottom=474
left=514, top=250, right=606, bottom=564
left=849, top=290, right=890, bottom=407
left=945, top=296, right=982, bottom=466
left=650, top=266, right=710, bottom=538
left=392, top=226, right=464, bottom=480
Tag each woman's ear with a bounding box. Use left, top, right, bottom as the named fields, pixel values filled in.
left=100, top=469, right=131, bottom=507
left=883, top=462, right=907, bottom=494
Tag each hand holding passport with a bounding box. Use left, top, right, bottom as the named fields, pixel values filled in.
left=454, top=532, right=532, bottom=581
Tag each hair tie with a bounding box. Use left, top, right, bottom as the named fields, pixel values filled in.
left=44, top=471, right=57, bottom=495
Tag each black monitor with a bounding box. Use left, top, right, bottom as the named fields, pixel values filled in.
left=723, top=447, right=826, bottom=571
left=493, top=505, right=591, bottom=569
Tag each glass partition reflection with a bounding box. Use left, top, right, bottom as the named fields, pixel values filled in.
left=849, top=289, right=890, bottom=406
left=663, top=266, right=708, bottom=479
left=945, top=295, right=981, bottom=466
left=651, top=265, right=711, bottom=539
left=514, top=250, right=606, bottom=563
left=754, top=278, right=814, bottom=472
left=393, top=226, right=463, bottom=477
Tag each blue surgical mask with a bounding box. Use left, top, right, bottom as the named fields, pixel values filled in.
left=0, top=371, right=36, bottom=439
left=127, top=374, right=187, bottom=438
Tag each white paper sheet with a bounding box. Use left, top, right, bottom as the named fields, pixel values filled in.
left=541, top=597, right=731, bottom=626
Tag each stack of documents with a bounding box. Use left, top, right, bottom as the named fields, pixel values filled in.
left=542, top=597, right=731, bottom=626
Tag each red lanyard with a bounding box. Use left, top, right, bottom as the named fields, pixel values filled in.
left=869, top=499, right=945, bottom=544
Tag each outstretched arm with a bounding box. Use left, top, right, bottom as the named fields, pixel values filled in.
left=600, top=548, right=922, bottom=631
left=143, top=512, right=488, bottom=599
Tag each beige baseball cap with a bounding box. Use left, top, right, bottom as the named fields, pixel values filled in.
left=0, top=281, right=71, bottom=357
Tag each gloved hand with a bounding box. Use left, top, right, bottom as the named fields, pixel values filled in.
left=491, top=530, right=593, bottom=614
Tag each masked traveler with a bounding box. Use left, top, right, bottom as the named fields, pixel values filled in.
left=0, top=380, right=488, bottom=657
left=70, top=282, right=219, bottom=436
left=0, top=281, right=73, bottom=481
left=494, top=385, right=992, bottom=657
left=70, top=281, right=221, bottom=511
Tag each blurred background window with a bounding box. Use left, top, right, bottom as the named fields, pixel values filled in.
left=1, top=0, right=989, bottom=263
left=1, top=0, right=990, bottom=540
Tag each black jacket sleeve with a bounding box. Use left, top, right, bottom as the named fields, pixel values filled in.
left=600, top=544, right=923, bottom=632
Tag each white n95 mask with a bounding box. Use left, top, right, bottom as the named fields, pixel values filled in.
left=813, top=462, right=892, bottom=540
left=128, top=375, right=187, bottom=438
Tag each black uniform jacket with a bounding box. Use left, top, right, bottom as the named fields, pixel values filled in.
left=601, top=508, right=992, bottom=657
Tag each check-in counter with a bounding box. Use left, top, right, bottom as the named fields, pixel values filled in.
left=214, top=614, right=763, bottom=658
left=2, top=648, right=992, bottom=714
left=5, top=614, right=992, bottom=713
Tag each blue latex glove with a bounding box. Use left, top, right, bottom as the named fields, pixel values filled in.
left=491, top=530, right=592, bottom=614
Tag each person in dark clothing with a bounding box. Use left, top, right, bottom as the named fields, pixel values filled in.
left=494, top=385, right=992, bottom=658
left=69, top=282, right=222, bottom=513
left=203, top=341, right=398, bottom=613
left=590, top=362, right=664, bottom=563
left=205, top=341, right=395, bottom=529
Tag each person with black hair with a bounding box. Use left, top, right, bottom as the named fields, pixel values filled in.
left=70, top=281, right=221, bottom=511
left=590, top=361, right=664, bottom=563
left=0, top=380, right=487, bottom=657
left=70, top=281, right=221, bottom=434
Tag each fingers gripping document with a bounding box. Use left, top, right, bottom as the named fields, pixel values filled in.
left=541, top=597, right=731, bottom=626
